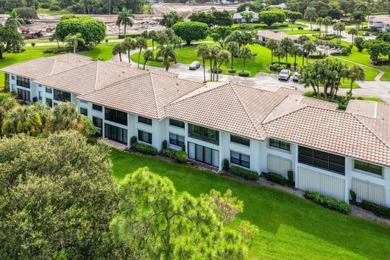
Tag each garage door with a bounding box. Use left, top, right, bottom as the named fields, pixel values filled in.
left=351, top=178, right=385, bottom=205
left=297, top=166, right=345, bottom=200
left=267, top=154, right=292, bottom=178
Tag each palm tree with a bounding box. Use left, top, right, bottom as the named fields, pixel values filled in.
left=215, top=50, right=230, bottom=81
left=265, top=39, right=278, bottom=63
left=196, top=44, right=210, bottom=82
left=303, top=41, right=316, bottom=64
left=171, top=35, right=182, bottom=49
left=122, top=37, right=137, bottom=64
left=149, top=30, right=158, bottom=51
left=298, top=36, right=309, bottom=66
left=316, top=17, right=323, bottom=35
left=156, top=45, right=177, bottom=71
left=273, top=47, right=285, bottom=63
left=112, top=43, right=125, bottom=62
left=323, top=16, right=332, bottom=35
left=280, top=37, right=294, bottom=64
left=351, top=11, right=365, bottom=30
left=135, top=37, right=147, bottom=68
left=7, top=9, right=23, bottom=28
left=65, top=33, right=85, bottom=54
left=239, top=46, right=253, bottom=73
left=116, top=8, right=134, bottom=37
left=347, top=65, right=365, bottom=95
left=333, top=22, right=345, bottom=45
left=0, top=93, right=18, bottom=135
left=50, top=102, right=81, bottom=132
left=143, top=50, right=154, bottom=70
left=348, top=28, right=358, bottom=48
left=226, top=41, right=239, bottom=73
left=290, top=45, right=302, bottom=71
left=210, top=46, right=221, bottom=81
left=304, top=7, right=317, bottom=30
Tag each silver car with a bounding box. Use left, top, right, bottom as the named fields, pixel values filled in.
left=189, top=61, right=200, bottom=70
left=292, top=72, right=300, bottom=82
left=278, top=69, right=290, bottom=81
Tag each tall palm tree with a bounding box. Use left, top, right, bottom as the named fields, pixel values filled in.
left=135, top=37, right=147, bottom=68
left=196, top=44, right=210, bottom=82
left=65, top=33, right=85, bottom=54
left=323, top=16, right=332, bottom=35
left=122, top=37, right=137, bottom=64
left=316, top=17, right=324, bottom=35
left=0, top=93, right=18, bottom=135
left=304, top=7, right=317, bottom=30
left=149, top=30, right=158, bottom=51
left=143, top=50, right=154, bottom=70
left=210, top=46, right=221, bottom=81
left=156, top=45, right=177, bottom=71
left=351, top=11, right=365, bottom=30
left=239, top=46, right=253, bottom=73
left=347, top=65, right=365, bottom=95
left=273, top=47, right=285, bottom=63
left=215, top=50, right=230, bottom=81
left=265, top=39, right=278, bottom=63
left=112, top=43, right=125, bottom=62
left=7, top=9, right=23, bottom=28
left=303, top=41, right=316, bottom=64
left=50, top=102, right=80, bottom=132
left=117, top=8, right=134, bottom=37
left=280, top=37, right=294, bottom=64
left=348, top=28, right=358, bottom=47
left=290, top=45, right=302, bottom=71
left=226, top=41, right=239, bottom=73
left=333, top=22, right=345, bottom=45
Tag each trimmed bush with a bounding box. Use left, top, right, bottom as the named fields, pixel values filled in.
left=162, top=140, right=168, bottom=150
left=304, top=191, right=350, bottom=214
left=130, top=136, right=137, bottom=145
left=229, top=166, right=259, bottom=181
left=238, top=71, right=250, bottom=77
left=265, top=172, right=287, bottom=186
left=222, top=159, right=230, bottom=171
left=349, top=190, right=357, bottom=204
left=161, top=148, right=176, bottom=159
left=132, top=142, right=158, bottom=156
left=228, top=69, right=236, bottom=73
left=361, top=200, right=390, bottom=218
left=269, top=62, right=291, bottom=72
left=287, top=170, right=294, bottom=187
left=161, top=148, right=187, bottom=163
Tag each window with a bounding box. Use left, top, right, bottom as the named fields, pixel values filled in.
left=16, top=76, right=30, bottom=88
left=92, top=104, right=102, bottom=111
left=169, top=119, right=185, bottom=128
left=231, top=135, right=250, bottom=146
left=53, top=89, right=71, bottom=102
left=298, top=146, right=345, bottom=175
left=45, top=87, right=52, bottom=93
left=138, top=130, right=152, bottom=144
left=230, top=151, right=250, bottom=168
left=169, top=133, right=184, bottom=147
left=4, top=73, right=9, bottom=90
left=188, top=142, right=219, bottom=167
left=354, top=160, right=383, bottom=176
left=17, top=88, right=30, bottom=102
left=46, top=98, right=53, bottom=108
left=105, top=124, right=128, bottom=144
left=38, top=91, right=42, bottom=101
left=188, top=124, right=219, bottom=145
left=80, top=107, right=88, bottom=116
left=105, top=108, right=127, bottom=125
left=93, top=117, right=103, bottom=137
left=138, top=116, right=152, bottom=125
left=269, top=138, right=290, bottom=151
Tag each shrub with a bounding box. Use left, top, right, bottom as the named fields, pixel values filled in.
left=160, top=148, right=187, bottom=163
left=49, top=4, right=61, bottom=11
left=238, top=71, right=250, bottom=77
left=269, top=62, right=291, bottom=72
left=304, top=191, right=350, bottom=214
left=162, top=140, right=168, bottom=149
left=265, top=172, right=287, bottom=186
left=31, top=42, right=35, bottom=47
left=361, top=200, right=390, bottom=218
left=132, top=142, right=158, bottom=156
left=130, top=136, right=137, bottom=145
left=229, top=166, right=259, bottom=181
left=181, top=144, right=186, bottom=152
left=222, top=159, right=230, bottom=171
left=287, top=171, right=294, bottom=187
left=40, top=3, right=51, bottom=9
left=350, top=190, right=357, bottom=204
left=228, top=69, right=236, bottom=73
left=161, top=148, right=176, bottom=159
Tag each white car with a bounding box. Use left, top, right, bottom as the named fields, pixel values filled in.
left=292, top=72, right=300, bottom=82
left=278, top=69, right=290, bottom=81
left=189, top=61, right=200, bottom=70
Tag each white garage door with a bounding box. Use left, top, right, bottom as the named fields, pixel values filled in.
left=351, top=178, right=385, bottom=205
left=267, top=154, right=292, bottom=178
left=297, top=166, right=345, bottom=200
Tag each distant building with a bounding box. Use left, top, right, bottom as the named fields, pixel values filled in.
left=258, top=30, right=299, bottom=43
left=368, top=16, right=390, bottom=32
left=233, top=7, right=259, bottom=23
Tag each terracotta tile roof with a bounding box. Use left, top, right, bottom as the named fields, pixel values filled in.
left=257, top=30, right=298, bottom=41
left=34, top=61, right=147, bottom=95
left=79, top=72, right=203, bottom=120
left=0, top=54, right=92, bottom=79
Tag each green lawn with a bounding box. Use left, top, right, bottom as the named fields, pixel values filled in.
left=281, top=30, right=322, bottom=35
left=111, top=149, right=390, bottom=259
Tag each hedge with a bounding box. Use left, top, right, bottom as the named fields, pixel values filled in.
left=160, top=148, right=187, bottom=163
left=265, top=172, right=287, bottom=185
left=304, top=191, right=350, bottom=214
left=132, top=142, right=158, bottom=156
left=229, top=166, right=259, bottom=181
left=361, top=200, right=390, bottom=218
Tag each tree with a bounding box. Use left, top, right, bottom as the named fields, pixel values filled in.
left=347, top=65, right=365, bottom=95
left=172, top=22, right=208, bottom=45
left=0, top=132, right=118, bottom=259
left=55, top=15, right=106, bottom=45
left=160, top=11, right=184, bottom=28
left=354, top=37, right=365, bottom=52
left=322, top=16, right=332, bottom=35
left=112, top=43, right=125, bottom=62
left=259, top=10, right=286, bottom=26
left=116, top=8, right=134, bottom=37
left=266, top=39, right=278, bottom=63
left=110, top=167, right=258, bottom=259
left=290, top=45, right=302, bottom=71
left=239, top=46, right=254, bottom=73
left=7, top=9, right=23, bottom=28
left=143, top=50, right=154, bottom=70
left=3, top=21, right=24, bottom=53
left=197, top=43, right=210, bottom=82
left=273, top=46, right=285, bottom=63
left=304, top=7, right=317, bottom=30
left=14, top=7, right=37, bottom=23
left=348, top=28, right=358, bottom=47
left=156, top=45, right=177, bottom=71
left=241, top=11, right=254, bottom=23
left=212, top=10, right=234, bottom=27
left=333, top=22, right=345, bottom=45
left=280, top=37, right=294, bottom=64
left=316, top=17, right=323, bottom=35
left=149, top=30, right=158, bottom=50
left=351, top=11, right=365, bottom=30
left=0, top=93, right=18, bottom=134
left=65, top=33, right=85, bottom=53
left=135, top=36, right=147, bottom=68
left=215, top=50, right=230, bottom=81
left=364, top=39, right=390, bottom=64
left=303, top=41, right=316, bottom=64
left=122, top=37, right=137, bottom=64
left=210, top=26, right=232, bottom=47
left=209, top=46, right=221, bottom=81
left=226, top=41, right=240, bottom=73
left=189, top=12, right=214, bottom=27
left=285, top=11, right=303, bottom=23
left=225, top=30, right=254, bottom=47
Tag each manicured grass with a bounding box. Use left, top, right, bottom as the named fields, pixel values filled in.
left=81, top=42, right=117, bottom=61
left=110, top=149, right=390, bottom=259
left=281, top=30, right=322, bottom=35
left=360, top=96, right=386, bottom=102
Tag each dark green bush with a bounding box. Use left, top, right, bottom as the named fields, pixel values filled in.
left=304, top=191, right=350, bottom=214
left=40, top=3, right=51, bottom=9
left=161, top=148, right=176, bottom=159
left=162, top=140, right=168, bottom=150
left=118, top=34, right=142, bottom=39
left=130, top=136, right=137, bottom=145
left=287, top=171, right=294, bottom=187
left=228, top=69, right=236, bottom=73
left=181, top=144, right=186, bottom=152
left=269, top=62, right=291, bottom=72
left=161, top=148, right=187, bottom=163
left=229, top=166, right=259, bottom=181
left=350, top=190, right=357, bottom=204
left=361, top=200, right=390, bottom=218
left=266, top=172, right=287, bottom=186
left=132, top=142, right=158, bottom=156
left=222, top=159, right=230, bottom=171
left=49, top=4, right=61, bottom=11
left=238, top=71, right=250, bottom=77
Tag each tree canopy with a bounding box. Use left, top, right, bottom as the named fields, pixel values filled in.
left=172, top=21, right=208, bottom=45
left=259, top=10, right=286, bottom=26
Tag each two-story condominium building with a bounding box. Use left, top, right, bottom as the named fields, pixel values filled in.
left=2, top=54, right=390, bottom=208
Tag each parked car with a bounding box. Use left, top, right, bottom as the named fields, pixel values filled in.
left=189, top=61, right=200, bottom=70
left=278, top=69, right=290, bottom=81
left=292, top=72, right=300, bottom=82
left=26, top=19, right=34, bottom=24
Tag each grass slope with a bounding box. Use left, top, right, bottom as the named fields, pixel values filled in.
left=111, top=149, right=390, bottom=259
